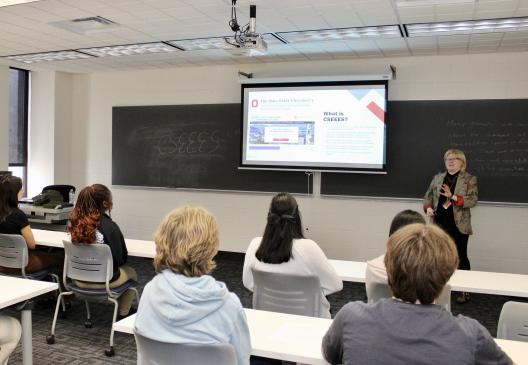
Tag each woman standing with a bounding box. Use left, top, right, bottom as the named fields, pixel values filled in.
left=243, top=192, right=342, bottom=318
left=424, top=149, right=478, bottom=303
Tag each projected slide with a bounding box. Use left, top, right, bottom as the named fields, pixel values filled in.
left=241, top=83, right=387, bottom=172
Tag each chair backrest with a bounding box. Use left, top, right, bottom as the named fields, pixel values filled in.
left=368, top=281, right=451, bottom=312
left=497, top=301, right=528, bottom=342
left=251, top=268, right=321, bottom=317
left=367, top=281, right=392, bottom=304
left=62, top=240, right=113, bottom=286
left=436, top=284, right=451, bottom=312
left=42, top=185, right=75, bottom=202
left=134, top=333, right=237, bottom=365
left=0, top=233, right=28, bottom=275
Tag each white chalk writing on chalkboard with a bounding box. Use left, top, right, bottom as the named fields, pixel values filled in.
left=447, top=119, right=528, bottom=177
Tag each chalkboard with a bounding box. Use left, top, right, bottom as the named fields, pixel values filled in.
left=112, top=104, right=311, bottom=193
left=321, top=99, right=528, bottom=203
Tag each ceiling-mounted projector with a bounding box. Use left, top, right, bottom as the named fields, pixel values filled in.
left=225, top=2, right=267, bottom=56
left=227, top=34, right=267, bottom=56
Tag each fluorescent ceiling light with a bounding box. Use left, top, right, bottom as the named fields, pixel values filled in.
left=0, top=0, right=40, bottom=7
left=168, top=34, right=283, bottom=51
left=396, top=0, right=475, bottom=6
left=407, top=17, right=528, bottom=37
left=5, top=50, right=93, bottom=63
left=168, top=37, right=235, bottom=51
left=278, top=26, right=401, bottom=43
left=78, top=42, right=180, bottom=57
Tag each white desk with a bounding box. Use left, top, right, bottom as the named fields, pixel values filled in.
left=33, top=229, right=156, bottom=258
left=33, top=229, right=528, bottom=298
left=328, top=259, right=367, bottom=282
left=327, top=258, right=528, bottom=298
left=0, top=276, right=58, bottom=365
left=113, top=309, right=528, bottom=365
left=113, top=309, right=331, bottom=364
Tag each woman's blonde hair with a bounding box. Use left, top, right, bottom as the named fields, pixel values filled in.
left=153, top=206, right=219, bottom=277
left=384, top=223, right=459, bottom=304
left=444, top=148, right=467, bottom=171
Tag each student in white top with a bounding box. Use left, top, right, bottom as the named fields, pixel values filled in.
left=0, top=314, right=21, bottom=365
left=242, top=192, right=342, bottom=318
left=365, top=210, right=425, bottom=303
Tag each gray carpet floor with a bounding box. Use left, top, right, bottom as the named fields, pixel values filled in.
left=4, top=253, right=527, bottom=364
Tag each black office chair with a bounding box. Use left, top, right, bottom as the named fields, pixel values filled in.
left=42, top=185, right=75, bottom=203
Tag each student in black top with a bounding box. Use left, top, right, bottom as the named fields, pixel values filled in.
left=0, top=175, right=61, bottom=274
left=68, top=184, right=137, bottom=318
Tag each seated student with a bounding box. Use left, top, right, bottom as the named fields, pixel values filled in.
left=0, top=314, right=21, bottom=365
left=134, top=206, right=250, bottom=365
left=365, top=209, right=425, bottom=301
left=242, top=192, right=342, bottom=319
left=322, top=224, right=513, bottom=365
left=0, top=175, right=61, bottom=274
left=68, top=184, right=137, bottom=319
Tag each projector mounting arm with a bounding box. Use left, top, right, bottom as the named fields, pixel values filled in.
left=226, top=1, right=259, bottom=49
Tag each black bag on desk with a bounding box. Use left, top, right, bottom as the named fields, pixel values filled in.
left=32, top=194, right=49, bottom=206
left=32, top=190, right=63, bottom=206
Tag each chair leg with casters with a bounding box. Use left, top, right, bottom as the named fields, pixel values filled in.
left=84, top=300, right=93, bottom=328
left=47, top=291, right=74, bottom=344
left=49, top=273, right=66, bottom=312
left=105, top=297, right=119, bottom=357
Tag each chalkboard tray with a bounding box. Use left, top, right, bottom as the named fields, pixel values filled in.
left=321, top=99, right=528, bottom=203
left=112, top=104, right=312, bottom=194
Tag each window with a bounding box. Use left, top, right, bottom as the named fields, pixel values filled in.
left=8, top=68, right=29, bottom=195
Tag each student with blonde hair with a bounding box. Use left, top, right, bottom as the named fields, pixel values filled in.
left=134, top=206, right=250, bottom=365
left=323, top=224, right=513, bottom=365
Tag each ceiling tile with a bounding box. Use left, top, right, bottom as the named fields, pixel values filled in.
left=0, top=0, right=526, bottom=72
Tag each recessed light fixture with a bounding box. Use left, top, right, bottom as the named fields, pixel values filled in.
left=277, top=26, right=401, bottom=43
left=0, top=0, right=40, bottom=7
left=406, top=17, right=528, bottom=37
left=5, top=50, right=93, bottom=63
left=168, top=37, right=235, bottom=51
left=168, top=34, right=284, bottom=51
left=77, top=42, right=181, bottom=57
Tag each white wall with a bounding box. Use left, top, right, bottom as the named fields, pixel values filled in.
left=27, top=71, right=75, bottom=196
left=0, top=66, right=8, bottom=170
left=28, top=71, right=55, bottom=197
left=54, top=72, right=73, bottom=184
left=63, top=52, right=528, bottom=274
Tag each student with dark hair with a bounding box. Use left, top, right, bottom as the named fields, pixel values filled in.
left=322, top=224, right=513, bottom=365
left=365, top=209, right=425, bottom=300
left=0, top=175, right=61, bottom=274
left=242, top=192, right=342, bottom=318
left=68, top=184, right=137, bottom=319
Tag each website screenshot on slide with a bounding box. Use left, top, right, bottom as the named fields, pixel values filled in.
left=243, top=85, right=386, bottom=169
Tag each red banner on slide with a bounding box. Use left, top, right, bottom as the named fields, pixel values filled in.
left=367, top=101, right=385, bottom=123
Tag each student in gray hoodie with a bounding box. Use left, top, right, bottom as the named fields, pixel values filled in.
left=134, top=206, right=251, bottom=365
